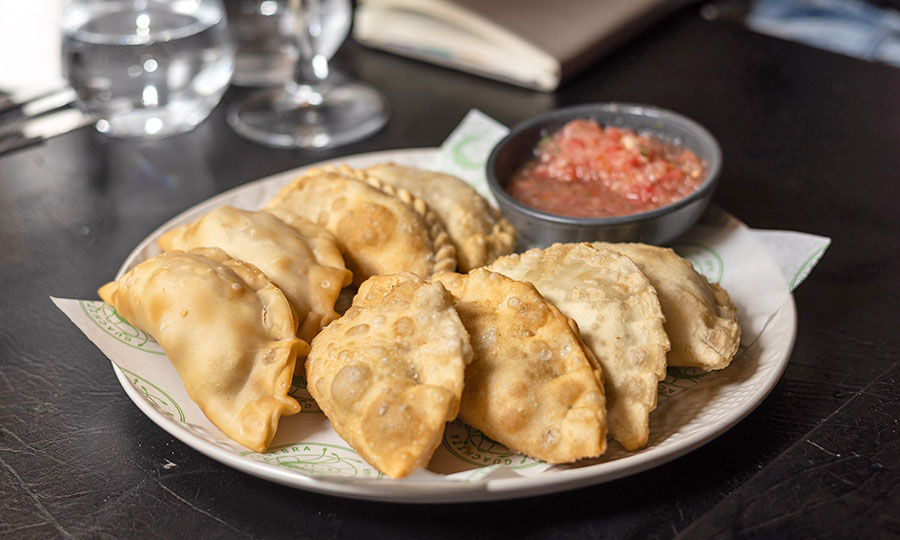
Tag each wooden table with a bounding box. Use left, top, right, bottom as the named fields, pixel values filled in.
left=2, top=7, right=898, bottom=539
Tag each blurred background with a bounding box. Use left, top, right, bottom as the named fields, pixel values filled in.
left=1, top=0, right=898, bottom=97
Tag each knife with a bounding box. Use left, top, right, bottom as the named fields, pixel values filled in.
left=0, top=87, right=77, bottom=118
left=0, top=107, right=97, bottom=157
left=0, top=87, right=82, bottom=138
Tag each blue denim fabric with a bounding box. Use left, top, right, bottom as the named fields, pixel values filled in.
left=747, top=0, right=900, bottom=66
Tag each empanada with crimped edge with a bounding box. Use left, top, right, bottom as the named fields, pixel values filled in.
left=157, top=205, right=352, bottom=343
left=323, top=163, right=517, bottom=272
left=97, top=248, right=305, bottom=453
left=595, top=242, right=741, bottom=371
left=433, top=269, right=607, bottom=463
left=487, top=243, right=669, bottom=451
left=306, top=272, right=473, bottom=478
left=265, top=169, right=456, bottom=285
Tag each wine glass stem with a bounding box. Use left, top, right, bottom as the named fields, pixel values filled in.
left=290, top=0, right=330, bottom=88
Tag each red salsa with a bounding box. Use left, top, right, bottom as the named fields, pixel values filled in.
left=506, top=119, right=706, bottom=218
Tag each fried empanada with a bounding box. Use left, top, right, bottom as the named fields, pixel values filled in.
left=157, top=205, right=352, bottom=342
left=433, top=269, right=607, bottom=463
left=358, top=164, right=517, bottom=271
left=487, top=243, right=669, bottom=451
left=595, top=242, right=741, bottom=371
left=98, top=248, right=305, bottom=453
left=266, top=169, right=456, bottom=285
left=305, top=272, right=473, bottom=478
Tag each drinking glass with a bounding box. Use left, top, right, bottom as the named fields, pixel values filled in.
left=225, top=0, right=348, bottom=86
left=227, top=0, right=389, bottom=149
left=61, top=0, right=234, bottom=138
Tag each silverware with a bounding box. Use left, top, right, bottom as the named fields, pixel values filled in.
left=0, top=108, right=96, bottom=157
left=0, top=87, right=101, bottom=156
left=0, top=86, right=77, bottom=120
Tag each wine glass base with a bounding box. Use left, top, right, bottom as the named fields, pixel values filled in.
left=227, top=81, right=389, bottom=149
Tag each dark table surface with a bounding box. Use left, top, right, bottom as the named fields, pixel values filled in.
left=2, top=6, right=899, bottom=539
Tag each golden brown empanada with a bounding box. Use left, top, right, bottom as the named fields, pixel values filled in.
left=98, top=248, right=305, bottom=453
left=595, top=242, right=741, bottom=371
left=488, top=243, right=669, bottom=451
left=265, top=169, right=456, bottom=285
left=357, top=163, right=517, bottom=271
left=157, top=205, right=352, bottom=342
left=306, top=272, right=473, bottom=478
left=433, top=269, right=607, bottom=463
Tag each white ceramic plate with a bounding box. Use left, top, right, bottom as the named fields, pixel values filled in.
left=109, top=148, right=796, bottom=503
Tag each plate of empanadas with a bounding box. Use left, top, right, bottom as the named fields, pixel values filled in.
left=93, top=148, right=795, bottom=502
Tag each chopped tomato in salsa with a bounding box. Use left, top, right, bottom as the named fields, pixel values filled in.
left=506, top=119, right=705, bottom=218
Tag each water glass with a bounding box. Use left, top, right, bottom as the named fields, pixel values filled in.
left=61, top=0, right=234, bottom=138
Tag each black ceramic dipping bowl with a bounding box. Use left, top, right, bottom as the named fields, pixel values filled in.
left=487, top=103, right=722, bottom=246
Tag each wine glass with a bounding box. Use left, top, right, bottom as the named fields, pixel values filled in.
left=227, top=0, right=389, bottom=149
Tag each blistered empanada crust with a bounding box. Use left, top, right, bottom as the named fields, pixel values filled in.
left=265, top=170, right=456, bottom=285
left=158, top=205, right=352, bottom=343
left=488, top=243, right=669, bottom=451
left=98, top=248, right=305, bottom=453
left=356, top=163, right=517, bottom=271
left=306, top=272, right=473, bottom=478
left=595, top=242, right=741, bottom=371
left=434, top=269, right=607, bottom=463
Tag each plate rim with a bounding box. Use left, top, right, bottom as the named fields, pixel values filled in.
left=110, top=147, right=798, bottom=503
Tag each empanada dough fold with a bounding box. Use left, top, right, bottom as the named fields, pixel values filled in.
left=306, top=273, right=472, bottom=478
left=434, top=269, right=607, bottom=463
left=98, top=248, right=304, bottom=453
left=157, top=205, right=351, bottom=344
left=488, top=243, right=669, bottom=451
left=594, top=242, right=741, bottom=371
left=356, top=163, right=517, bottom=271
left=324, top=375, right=452, bottom=478
left=266, top=170, right=456, bottom=285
